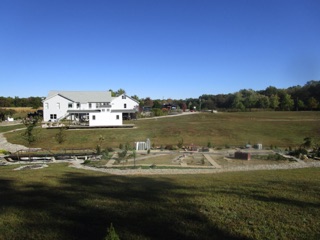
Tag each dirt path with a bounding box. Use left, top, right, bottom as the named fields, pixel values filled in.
left=0, top=130, right=29, bottom=153
left=68, top=160, right=320, bottom=175
left=138, top=111, right=200, bottom=120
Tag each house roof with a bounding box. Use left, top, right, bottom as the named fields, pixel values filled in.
left=112, top=94, right=140, bottom=104
left=46, top=91, right=112, bottom=103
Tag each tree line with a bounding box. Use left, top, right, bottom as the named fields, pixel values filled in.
left=139, top=80, right=320, bottom=112
left=0, top=96, right=43, bottom=109
left=0, top=80, right=319, bottom=112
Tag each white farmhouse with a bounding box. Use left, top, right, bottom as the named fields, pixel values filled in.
left=43, top=91, right=139, bottom=127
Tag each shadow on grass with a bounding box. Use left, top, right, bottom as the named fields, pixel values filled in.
left=213, top=179, right=320, bottom=209
left=0, top=172, right=249, bottom=240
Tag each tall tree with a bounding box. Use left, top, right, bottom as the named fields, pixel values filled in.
left=257, top=95, right=270, bottom=109
left=297, top=99, right=305, bottom=110
left=143, top=97, right=154, bottom=107
left=232, top=92, right=245, bottom=111
left=241, top=89, right=258, bottom=110
left=307, top=97, right=319, bottom=110
left=269, top=94, right=280, bottom=110
left=280, top=93, right=294, bottom=111
left=22, top=118, right=39, bottom=146
left=115, top=88, right=126, bottom=96
left=153, top=100, right=162, bottom=108
left=263, top=86, right=278, bottom=97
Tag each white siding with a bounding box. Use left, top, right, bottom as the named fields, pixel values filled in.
left=111, top=94, right=139, bottom=110
left=43, top=95, right=73, bottom=122
left=89, top=111, right=122, bottom=126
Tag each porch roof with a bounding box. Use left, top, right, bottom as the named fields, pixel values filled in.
left=67, top=110, right=100, bottom=113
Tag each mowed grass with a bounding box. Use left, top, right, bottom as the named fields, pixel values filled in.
left=0, top=164, right=319, bottom=240
left=4, top=111, right=320, bottom=150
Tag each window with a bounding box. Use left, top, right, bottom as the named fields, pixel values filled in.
left=102, top=109, right=105, bottom=112
left=124, top=103, right=127, bottom=108
left=50, top=114, right=57, bottom=120
left=57, top=103, right=60, bottom=109
left=122, top=95, right=126, bottom=99
left=77, top=103, right=80, bottom=108
left=116, top=115, right=119, bottom=120
left=68, top=103, right=73, bottom=108
left=45, top=103, right=49, bottom=109
left=89, top=103, right=92, bottom=109
left=92, top=115, right=96, bottom=120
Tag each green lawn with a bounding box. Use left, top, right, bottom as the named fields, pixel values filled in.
left=1, top=112, right=320, bottom=239
left=3, top=111, right=320, bottom=150
left=0, top=164, right=319, bottom=240
left=0, top=123, right=24, bottom=133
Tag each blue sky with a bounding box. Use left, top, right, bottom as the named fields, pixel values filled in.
left=1, top=0, right=319, bottom=99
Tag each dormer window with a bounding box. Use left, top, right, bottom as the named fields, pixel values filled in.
left=122, top=95, right=126, bottom=99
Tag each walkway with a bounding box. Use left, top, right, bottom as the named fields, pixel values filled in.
left=0, top=132, right=29, bottom=153
left=203, top=154, right=222, bottom=169
left=105, top=153, right=118, bottom=167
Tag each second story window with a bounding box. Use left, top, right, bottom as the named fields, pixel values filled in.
left=122, top=95, right=126, bottom=99
left=77, top=103, right=80, bottom=108
left=124, top=103, right=127, bottom=108
left=89, top=103, right=92, bottom=109
left=68, top=103, right=73, bottom=108
left=45, top=103, right=49, bottom=109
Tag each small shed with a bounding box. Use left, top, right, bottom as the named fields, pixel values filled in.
left=187, top=144, right=198, bottom=152
left=235, top=151, right=251, bottom=160
left=254, top=144, right=263, bottom=150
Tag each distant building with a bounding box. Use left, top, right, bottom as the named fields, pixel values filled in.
left=43, top=91, right=139, bottom=127
left=235, top=151, right=251, bottom=160
left=162, top=103, right=177, bottom=110
left=135, top=139, right=151, bottom=151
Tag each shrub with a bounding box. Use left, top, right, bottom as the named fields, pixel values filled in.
left=0, top=149, right=10, bottom=155
left=289, top=148, right=308, bottom=157
left=165, top=145, right=176, bottom=150
left=177, top=138, right=184, bottom=148
left=55, top=127, right=67, bottom=144
left=83, top=159, right=91, bottom=165
left=96, top=145, right=101, bottom=154
left=102, top=151, right=109, bottom=160
left=118, top=150, right=127, bottom=159
left=124, top=142, right=132, bottom=150
left=105, top=223, right=120, bottom=240
left=152, top=108, right=164, bottom=117
left=106, top=147, right=114, bottom=152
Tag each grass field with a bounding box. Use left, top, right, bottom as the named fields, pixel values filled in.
left=4, top=111, right=320, bottom=150
left=1, top=112, right=320, bottom=239
left=0, top=164, right=319, bottom=240
left=2, top=107, right=38, bottom=119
